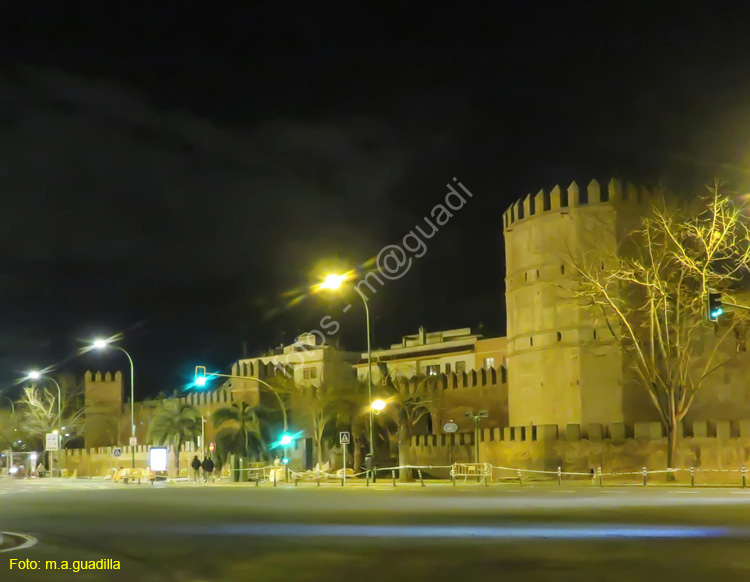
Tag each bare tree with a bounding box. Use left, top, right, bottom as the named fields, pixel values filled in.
left=18, top=372, right=85, bottom=448
left=568, top=184, right=750, bottom=469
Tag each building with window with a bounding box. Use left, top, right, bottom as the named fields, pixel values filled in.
left=354, top=327, right=507, bottom=384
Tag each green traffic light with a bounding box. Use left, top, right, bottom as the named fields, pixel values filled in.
left=279, top=433, right=293, bottom=446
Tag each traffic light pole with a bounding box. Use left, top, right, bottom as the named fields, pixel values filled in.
left=194, top=368, right=288, bottom=432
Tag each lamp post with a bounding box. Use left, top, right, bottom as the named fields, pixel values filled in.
left=3, top=396, right=14, bottom=468
left=92, top=339, right=136, bottom=469
left=319, top=274, right=376, bottom=472
left=465, top=410, right=489, bottom=464
left=27, top=371, right=62, bottom=476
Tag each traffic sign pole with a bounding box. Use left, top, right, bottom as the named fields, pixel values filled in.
left=339, top=432, right=350, bottom=487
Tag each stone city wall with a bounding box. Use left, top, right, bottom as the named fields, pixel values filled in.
left=405, top=419, right=750, bottom=482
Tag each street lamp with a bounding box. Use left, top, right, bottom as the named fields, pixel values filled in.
left=371, top=399, right=386, bottom=414
left=465, top=410, right=489, bottom=464
left=26, top=371, right=62, bottom=476
left=319, top=273, right=376, bottom=473
left=92, top=338, right=136, bottom=469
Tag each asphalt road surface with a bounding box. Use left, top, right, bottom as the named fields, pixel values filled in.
left=3, top=479, right=750, bottom=581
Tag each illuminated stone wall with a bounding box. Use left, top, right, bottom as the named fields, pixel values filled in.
left=407, top=419, right=750, bottom=481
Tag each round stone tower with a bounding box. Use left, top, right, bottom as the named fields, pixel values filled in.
left=502, top=179, right=649, bottom=429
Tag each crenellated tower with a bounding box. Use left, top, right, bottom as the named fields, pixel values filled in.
left=502, top=179, right=654, bottom=429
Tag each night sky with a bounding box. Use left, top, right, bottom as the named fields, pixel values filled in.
left=1, top=4, right=749, bottom=398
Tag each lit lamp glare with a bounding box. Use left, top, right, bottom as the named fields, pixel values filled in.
left=93, top=339, right=108, bottom=349
left=320, top=273, right=346, bottom=290
left=371, top=399, right=386, bottom=413
left=27, top=370, right=41, bottom=380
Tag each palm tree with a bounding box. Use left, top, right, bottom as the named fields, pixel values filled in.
left=384, top=375, right=434, bottom=481
left=212, top=402, right=266, bottom=460
left=147, top=401, right=201, bottom=470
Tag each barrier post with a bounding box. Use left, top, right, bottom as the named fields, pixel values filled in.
left=255, top=473, right=259, bottom=487
left=418, top=470, right=424, bottom=487
left=557, top=466, right=562, bottom=487
left=743, top=465, right=747, bottom=489
left=392, top=470, right=396, bottom=487
left=366, top=470, right=370, bottom=487
left=517, top=469, right=523, bottom=487
left=317, top=476, right=321, bottom=487
left=452, top=472, right=456, bottom=487
left=273, top=470, right=277, bottom=488
left=690, top=466, right=694, bottom=487
left=642, top=466, right=647, bottom=487
left=295, top=477, right=298, bottom=487
left=598, top=467, right=603, bottom=487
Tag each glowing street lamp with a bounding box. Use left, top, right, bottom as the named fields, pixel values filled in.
left=92, top=338, right=136, bottom=469
left=319, top=272, right=376, bottom=473
left=371, top=399, right=386, bottom=414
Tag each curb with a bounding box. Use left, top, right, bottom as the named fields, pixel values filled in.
left=0, top=532, right=38, bottom=553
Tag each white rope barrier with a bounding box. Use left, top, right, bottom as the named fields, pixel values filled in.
left=224, top=462, right=750, bottom=486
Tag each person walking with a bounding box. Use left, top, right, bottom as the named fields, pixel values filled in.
left=191, top=455, right=202, bottom=483
left=202, top=457, right=214, bottom=483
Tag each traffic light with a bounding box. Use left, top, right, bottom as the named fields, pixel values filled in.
left=279, top=433, right=293, bottom=446
left=708, top=293, right=723, bottom=321
left=194, top=366, right=207, bottom=387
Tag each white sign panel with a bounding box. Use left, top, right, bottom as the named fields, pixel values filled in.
left=113, top=448, right=122, bottom=458
left=149, top=447, right=168, bottom=472
left=443, top=422, right=459, bottom=433
left=339, top=432, right=350, bottom=444
left=45, top=433, right=59, bottom=451
left=129, top=437, right=138, bottom=447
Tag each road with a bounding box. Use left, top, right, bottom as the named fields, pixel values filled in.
left=2, top=479, right=750, bottom=581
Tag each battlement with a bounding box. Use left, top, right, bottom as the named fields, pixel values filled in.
left=503, top=179, right=650, bottom=231
left=84, top=370, right=123, bottom=383
left=389, top=366, right=504, bottom=392
left=409, top=418, right=750, bottom=449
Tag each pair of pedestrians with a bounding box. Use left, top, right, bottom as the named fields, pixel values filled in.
left=191, top=455, right=214, bottom=483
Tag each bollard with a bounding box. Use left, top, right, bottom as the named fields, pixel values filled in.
left=557, top=466, right=562, bottom=487
left=452, top=473, right=456, bottom=487
left=743, top=466, right=747, bottom=489
left=366, top=471, right=370, bottom=487
left=341, top=475, right=345, bottom=487
left=690, top=466, right=694, bottom=487
left=484, top=474, right=489, bottom=487
left=598, top=467, right=603, bottom=487
left=517, top=469, right=523, bottom=487
left=317, top=477, right=321, bottom=487
left=255, top=474, right=259, bottom=487
left=392, top=470, right=396, bottom=487
left=273, top=470, right=277, bottom=487
left=295, top=477, right=298, bottom=487
left=418, top=470, right=425, bottom=487
left=642, top=466, right=647, bottom=487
